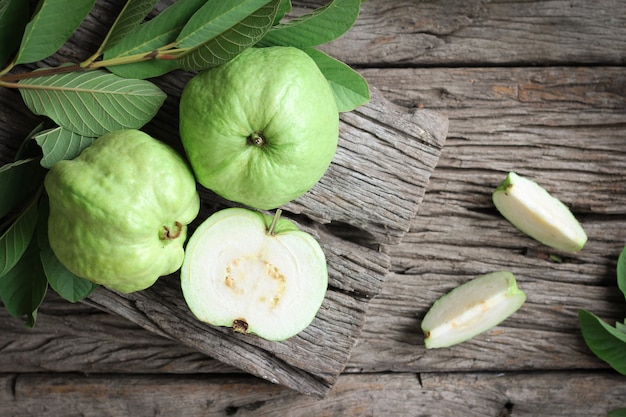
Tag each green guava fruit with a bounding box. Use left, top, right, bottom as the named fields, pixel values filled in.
left=492, top=172, right=587, bottom=252
left=179, top=46, right=339, bottom=210
left=180, top=207, right=328, bottom=341
left=44, top=129, right=200, bottom=294
left=421, top=271, right=526, bottom=349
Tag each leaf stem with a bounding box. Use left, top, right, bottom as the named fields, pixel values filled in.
left=0, top=47, right=191, bottom=84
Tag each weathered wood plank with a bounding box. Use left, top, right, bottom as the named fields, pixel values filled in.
left=1, top=371, right=625, bottom=416
left=0, top=293, right=237, bottom=375
left=317, top=0, right=626, bottom=66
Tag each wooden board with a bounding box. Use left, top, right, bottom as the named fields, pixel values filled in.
left=2, top=371, right=625, bottom=417
left=318, top=0, right=626, bottom=66
left=81, top=87, right=447, bottom=397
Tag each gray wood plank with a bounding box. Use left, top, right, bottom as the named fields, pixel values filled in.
left=1, top=371, right=624, bottom=416
left=317, top=0, right=626, bottom=66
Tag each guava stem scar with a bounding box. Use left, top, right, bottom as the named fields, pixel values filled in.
left=247, top=132, right=265, bottom=147
left=162, top=221, right=183, bottom=240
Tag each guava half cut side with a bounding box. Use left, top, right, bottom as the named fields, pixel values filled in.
left=492, top=171, right=587, bottom=252
left=180, top=208, right=328, bottom=341
left=421, top=271, right=526, bottom=349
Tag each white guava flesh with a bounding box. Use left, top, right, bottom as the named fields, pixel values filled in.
left=180, top=208, right=328, bottom=341
left=421, top=271, right=526, bottom=349
left=492, top=172, right=587, bottom=252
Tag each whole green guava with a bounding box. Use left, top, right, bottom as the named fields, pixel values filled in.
left=179, top=46, right=339, bottom=210
left=44, top=129, right=200, bottom=293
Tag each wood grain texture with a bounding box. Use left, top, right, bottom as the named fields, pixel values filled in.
left=317, top=0, right=626, bottom=66
left=1, top=371, right=625, bottom=417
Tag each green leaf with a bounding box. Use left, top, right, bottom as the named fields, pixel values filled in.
left=14, top=0, right=97, bottom=65
left=302, top=47, right=369, bottom=112
left=102, top=0, right=159, bottom=52
left=34, top=126, right=96, bottom=168
left=105, top=0, right=208, bottom=79
left=578, top=309, right=626, bottom=375
left=0, top=158, right=45, bottom=219
left=177, top=0, right=279, bottom=71
left=0, top=238, right=48, bottom=327
left=0, top=0, right=30, bottom=67
left=617, top=246, right=626, bottom=300
left=40, top=236, right=97, bottom=302
left=18, top=69, right=166, bottom=137
left=273, top=0, right=291, bottom=25
left=13, top=123, right=46, bottom=161
left=260, top=0, right=360, bottom=47
left=37, top=197, right=97, bottom=302
left=0, top=191, right=39, bottom=279
left=609, top=409, right=626, bottom=417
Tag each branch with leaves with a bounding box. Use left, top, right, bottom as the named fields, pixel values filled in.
left=0, top=0, right=370, bottom=326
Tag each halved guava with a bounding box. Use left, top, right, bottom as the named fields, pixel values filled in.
left=421, top=271, right=526, bottom=349
left=492, top=172, right=587, bottom=252
left=180, top=208, right=328, bottom=341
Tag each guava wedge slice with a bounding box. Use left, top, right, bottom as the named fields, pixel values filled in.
left=180, top=208, right=328, bottom=341
left=421, top=271, right=526, bottom=349
left=492, top=172, right=587, bottom=252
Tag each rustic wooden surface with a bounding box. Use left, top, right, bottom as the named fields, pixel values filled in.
left=2, top=0, right=626, bottom=415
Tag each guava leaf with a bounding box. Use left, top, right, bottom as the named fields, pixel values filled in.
left=14, top=0, right=97, bottom=65
left=36, top=199, right=98, bottom=302
left=102, top=0, right=159, bottom=52
left=18, top=70, right=166, bottom=137
left=259, top=0, right=361, bottom=47
left=0, top=0, right=30, bottom=67
left=0, top=238, right=48, bottom=327
left=105, top=0, right=207, bottom=79
left=616, top=320, right=626, bottom=335
left=0, top=192, right=39, bottom=280
left=578, top=309, right=626, bottom=375
left=302, top=47, right=369, bottom=112
left=40, top=243, right=97, bottom=302
left=609, top=409, right=626, bottom=417
left=617, top=246, right=626, bottom=300
left=0, top=158, right=45, bottom=219
left=34, top=126, right=96, bottom=168
left=13, top=124, right=46, bottom=161
left=176, top=0, right=279, bottom=71
left=273, top=0, right=292, bottom=25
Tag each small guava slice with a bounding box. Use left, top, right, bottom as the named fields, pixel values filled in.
left=421, top=271, right=526, bottom=349
left=180, top=208, right=328, bottom=341
left=492, top=172, right=587, bottom=252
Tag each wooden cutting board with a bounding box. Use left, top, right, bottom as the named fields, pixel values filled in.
left=84, top=87, right=448, bottom=397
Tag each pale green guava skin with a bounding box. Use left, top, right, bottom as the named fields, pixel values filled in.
left=179, top=46, right=339, bottom=210
left=44, top=129, right=200, bottom=294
